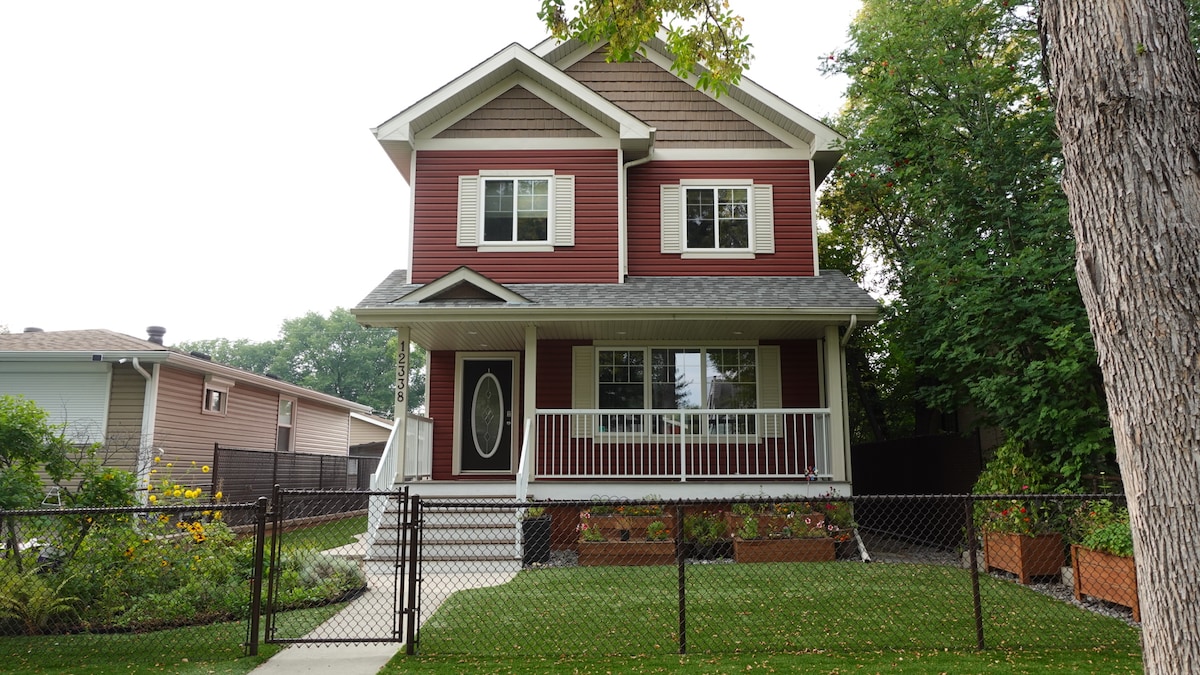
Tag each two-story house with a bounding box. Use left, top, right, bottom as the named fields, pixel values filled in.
left=353, top=36, right=880, bottom=504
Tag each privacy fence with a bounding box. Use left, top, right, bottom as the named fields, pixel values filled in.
left=0, top=492, right=1142, bottom=666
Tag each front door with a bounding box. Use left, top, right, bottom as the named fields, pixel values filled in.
left=459, top=358, right=514, bottom=473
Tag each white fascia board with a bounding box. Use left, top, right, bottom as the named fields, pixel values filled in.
left=354, top=305, right=879, bottom=325
left=397, top=267, right=532, bottom=304
left=0, top=351, right=170, bottom=364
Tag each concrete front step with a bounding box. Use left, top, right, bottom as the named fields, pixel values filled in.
left=365, top=495, right=523, bottom=565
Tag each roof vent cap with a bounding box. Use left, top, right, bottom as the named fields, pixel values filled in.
left=146, top=326, right=167, bottom=345
left=23, top=327, right=44, bottom=333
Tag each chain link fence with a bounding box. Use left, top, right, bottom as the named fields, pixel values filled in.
left=411, top=494, right=1142, bottom=657
left=0, top=491, right=1143, bottom=665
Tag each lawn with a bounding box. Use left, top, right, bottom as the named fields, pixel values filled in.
left=385, top=561, right=1142, bottom=674
left=0, top=605, right=343, bottom=675
left=278, top=514, right=367, bottom=551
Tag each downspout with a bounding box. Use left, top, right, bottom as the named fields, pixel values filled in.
left=130, top=358, right=159, bottom=505
left=619, top=129, right=656, bottom=281
left=840, top=314, right=859, bottom=347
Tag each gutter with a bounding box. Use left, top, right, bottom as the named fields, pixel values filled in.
left=126, top=358, right=159, bottom=505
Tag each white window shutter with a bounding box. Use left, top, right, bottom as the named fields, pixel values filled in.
left=457, top=176, right=479, bottom=247
left=554, top=175, right=575, bottom=247
left=753, top=184, right=775, bottom=254
left=660, top=184, right=682, bottom=253
left=758, top=345, right=782, bottom=437
left=572, top=346, right=594, bottom=438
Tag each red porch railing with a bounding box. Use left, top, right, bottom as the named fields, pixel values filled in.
left=532, top=409, right=832, bottom=481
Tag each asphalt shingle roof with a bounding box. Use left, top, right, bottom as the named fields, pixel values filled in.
left=357, top=269, right=880, bottom=313
left=0, top=329, right=169, bottom=352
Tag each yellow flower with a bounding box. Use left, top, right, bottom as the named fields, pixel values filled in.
left=191, top=461, right=197, bottom=467
left=150, top=469, right=158, bottom=474
left=166, top=462, right=173, bottom=468
left=214, top=491, right=223, bottom=501
left=173, top=489, right=183, bottom=498
left=148, top=495, right=157, bottom=503
left=202, top=465, right=211, bottom=473
left=154, top=456, right=161, bottom=463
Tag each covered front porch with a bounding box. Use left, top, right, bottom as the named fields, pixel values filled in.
left=354, top=269, right=879, bottom=501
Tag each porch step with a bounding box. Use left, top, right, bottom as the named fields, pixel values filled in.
left=365, top=495, right=524, bottom=571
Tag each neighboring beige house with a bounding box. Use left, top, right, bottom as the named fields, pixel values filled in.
left=350, top=412, right=393, bottom=447
left=0, top=327, right=371, bottom=491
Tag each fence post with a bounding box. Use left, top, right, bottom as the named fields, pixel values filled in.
left=965, top=496, right=985, bottom=650
left=405, top=493, right=421, bottom=655
left=248, top=496, right=269, bottom=656
left=676, top=502, right=686, bottom=654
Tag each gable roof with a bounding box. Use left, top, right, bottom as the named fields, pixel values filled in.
left=535, top=35, right=845, bottom=181
left=0, top=329, right=371, bottom=413
left=373, top=42, right=655, bottom=182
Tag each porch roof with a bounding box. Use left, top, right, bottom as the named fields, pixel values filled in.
left=354, top=268, right=880, bottom=349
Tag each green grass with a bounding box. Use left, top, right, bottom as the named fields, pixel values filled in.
left=280, top=514, right=367, bottom=551
left=0, top=605, right=344, bottom=675
left=386, top=561, right=1142, bottom=674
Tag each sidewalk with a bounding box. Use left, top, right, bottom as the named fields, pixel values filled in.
left=251, top=537, right=516, bottom=674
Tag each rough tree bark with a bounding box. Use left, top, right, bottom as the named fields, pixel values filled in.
left=1040, top=1, right=1200, bottom=671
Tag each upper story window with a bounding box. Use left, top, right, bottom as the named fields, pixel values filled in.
left=685, top=187, right=750, bottom=250
left=661, top=180, right=774, bottom=258
left=458, top=170, right=575, bottom=251
left=484, top=178, right=549, bottom=242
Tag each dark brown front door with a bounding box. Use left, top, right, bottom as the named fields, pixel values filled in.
left=459, top=358, right=514, bottom=473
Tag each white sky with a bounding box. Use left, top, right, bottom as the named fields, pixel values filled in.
left=0, top=0, right=860, bottom=345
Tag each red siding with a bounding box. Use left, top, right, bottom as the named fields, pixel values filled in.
left=770, top=340, right=821, bottom=408
left=428, top=351, right=457, bottom=480
left=412, top=150, right=620, bottom=284
left=627, top=160, right=815, bottom=276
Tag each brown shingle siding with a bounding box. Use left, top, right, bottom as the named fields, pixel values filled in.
left=566, top=50, right=788, bottom=148
left=436, top=86, right=599, bottom=139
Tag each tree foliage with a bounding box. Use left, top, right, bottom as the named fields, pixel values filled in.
left=538, top=0, right=751, bottom=95
left=177, top=308, right=426, bottom=417
left=820, top=0, right=1112, bottom=487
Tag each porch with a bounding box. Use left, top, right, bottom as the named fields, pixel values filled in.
left=371, top=408, right=838, bottom=499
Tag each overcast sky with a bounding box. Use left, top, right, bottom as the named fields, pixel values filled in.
left=0, top=1, right=860, bottom=345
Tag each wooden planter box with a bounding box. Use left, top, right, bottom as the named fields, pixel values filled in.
left=983, top=531, right=1064, bottom=584
left=733, top=537, right=835, bottom=563
left=726, top=513, right=825, bottom=539
left=586, top=514, right=675, bottom=541
left=1072, top=544, right=1140, bottom=622
left=577, top=540, right=676, bottom=566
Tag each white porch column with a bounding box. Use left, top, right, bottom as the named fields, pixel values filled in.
left=523, top=324, right=538, bottom=476
left=393, top=325, right=411, bottom=485
left=824, top=325, right=848, bottom=482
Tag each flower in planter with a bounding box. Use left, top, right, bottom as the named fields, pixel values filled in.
left=683, top=511, right=726, bottom=546
left=972, top=441, right=1067, bottom=537
left=646, top=520, right=670, bottom=541
left=1072, top=499, right=1133, bottom=557
left=577, top=512, right=606, bottom=542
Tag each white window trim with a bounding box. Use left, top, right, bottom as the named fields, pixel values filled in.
left=458, top=169, right=575, bottom=251
left=277, top=396, right=297, bottom=452
left=662, top=180, right=775, bottom=256
left=202, top=375, right=234, bottom=416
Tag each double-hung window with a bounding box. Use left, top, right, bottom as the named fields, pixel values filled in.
left=596, top=347, right=758, bottom=434
left=685, top=187, right=750, bottom=250
left=483, top=177, right=550, bottom=243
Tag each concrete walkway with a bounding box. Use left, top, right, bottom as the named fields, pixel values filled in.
left=251, top=537, right=516, bottom=674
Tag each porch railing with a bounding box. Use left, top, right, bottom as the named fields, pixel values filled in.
left=368, top=413, right=435, bottom=490
left=532, top=408, right=832, bottom=481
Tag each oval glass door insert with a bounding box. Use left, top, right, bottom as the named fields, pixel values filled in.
left=471, top=372, right=504, bottom=458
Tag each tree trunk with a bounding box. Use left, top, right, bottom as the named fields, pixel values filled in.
left=1040, top=1, right=1200, bottom=671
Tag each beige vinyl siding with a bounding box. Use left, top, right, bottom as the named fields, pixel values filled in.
left=350, top=418, right=392, bottom=445
left=152, top=367, right=278, bottom=468
left=436, top=86, right=599, bottom=138
left=293, top=401, right=351, bottom=456
left=103, top=364, right=146, bottom=473
left=566, top=50, right=787, bottom=148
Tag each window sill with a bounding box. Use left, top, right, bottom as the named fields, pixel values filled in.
left=681, top=251, right=756, bottom=260
left=476, top=244, right=555, bottom=253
